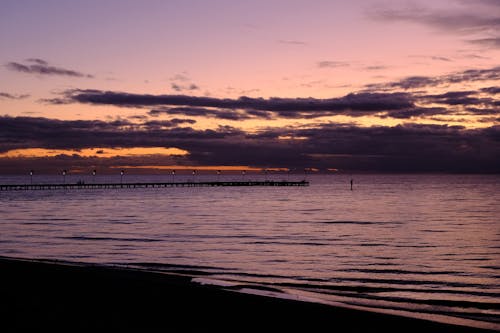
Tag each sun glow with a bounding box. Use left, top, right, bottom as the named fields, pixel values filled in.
left=110, top=165, right=293, bottom=172
left=0, top=147, right=189, bottom=158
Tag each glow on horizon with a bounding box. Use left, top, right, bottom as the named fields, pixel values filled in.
left=110, top=165, right=292, bottom=172
left=0, top=147, right=189, bottom=158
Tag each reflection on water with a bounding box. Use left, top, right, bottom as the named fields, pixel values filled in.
left=0, top=174, right=499, bottom=329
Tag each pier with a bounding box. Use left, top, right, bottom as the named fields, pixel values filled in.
left=0, top=180, right=308, bottom=191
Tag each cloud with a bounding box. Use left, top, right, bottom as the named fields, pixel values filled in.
left=317, top=61, right=350, bottom=68
left=380, top=107, right=448, bottom=119
left=26, top=58, right=48, bottom=65
left=430, top=56, right=452, bottom=62
left=0, top=92, right=29, bottom=100
left=467, top=37, right=500, bottom=48
left=57, top=89, right=415, bottom=119
left=142, top=118, right=197, bottom=129
left=277, top=39, right=308, bottom=45
left=368, top=1, right=500, bottom=50
left=0, top=116, right=241, bottom=154
left=5, top=59, right=94, bottom=78
left=1, top=116, right=498, bottom=173
left=481, top=87, right=500, bottom=94
left=421, top=91, right=497, bottom=107
left=171, top=83, right=199, bottom=92
left=49, top=78, right=499, bottom=121
left=368, top=2, right=500, bottom=35
left=366, top=66, right=500, bottom=90
left=365, top=65, right=387, bottom=71
left=168, top=72, right=200, bottom=92
left=149, top=107, right=252, bottom=120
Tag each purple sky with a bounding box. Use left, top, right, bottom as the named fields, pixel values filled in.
left=0, top=0, right=499, bottom=173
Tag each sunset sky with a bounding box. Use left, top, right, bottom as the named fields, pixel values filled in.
left=1, top=0, right=499, bottom=173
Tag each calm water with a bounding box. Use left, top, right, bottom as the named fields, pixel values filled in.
left=1, top=174, right=499, bottom=329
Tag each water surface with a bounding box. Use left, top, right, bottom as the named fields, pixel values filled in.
left=1, top=174, right=499, bottom=329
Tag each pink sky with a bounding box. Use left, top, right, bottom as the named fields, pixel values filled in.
left=0, top=0, right=498, bottom=173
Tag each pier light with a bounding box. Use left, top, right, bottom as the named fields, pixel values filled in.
left=171, top=170, right=175, bottom=183
left=92, top=169, right=96, bottom=184
left=62, top=169, right=67, bottom=183
left=120, top=170, right=125, bottom=184
left=29, top=170, right=34, bottom=184
left=92, top=169, right=96, bottom=176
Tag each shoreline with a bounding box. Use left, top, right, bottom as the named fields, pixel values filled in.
left=1, top=256, right=497, bottom=332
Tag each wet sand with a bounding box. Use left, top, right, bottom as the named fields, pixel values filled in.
left=1, top=257, right=496, bottom=332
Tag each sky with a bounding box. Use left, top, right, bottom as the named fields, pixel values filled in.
left=0, top=0, right=499, bottom=174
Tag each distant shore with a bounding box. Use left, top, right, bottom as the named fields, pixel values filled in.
left=1, top=257, right=496, bottom=332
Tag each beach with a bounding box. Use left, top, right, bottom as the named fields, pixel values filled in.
left=1, top=257, right=496, bottom=332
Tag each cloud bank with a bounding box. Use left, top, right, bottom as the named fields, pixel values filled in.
left=1, top=116, right=498, bottom=173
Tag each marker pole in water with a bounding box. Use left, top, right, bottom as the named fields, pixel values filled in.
left=29, top=170, right=34, bottom=184
left=92, top=169, right=96, bottom=183
left=62, top=170, right=67, bottom=184
left=120, top=170, right=124, bottom=184
left=171, top=170, right=175, bottom=183
left=217, top=170, right=221, bottom=182
left=350, top=177, right=353, bottom=191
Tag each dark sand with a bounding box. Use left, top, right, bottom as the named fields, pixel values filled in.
left=1, top=257, right=496, bottom=332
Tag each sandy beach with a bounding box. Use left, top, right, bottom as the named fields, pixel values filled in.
left=1, top=257, right=496, bottom=332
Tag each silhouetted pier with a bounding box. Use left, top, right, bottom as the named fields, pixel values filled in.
left=0, top=180, right=309, bottom=191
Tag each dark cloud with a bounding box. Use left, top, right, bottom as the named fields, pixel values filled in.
left=142, top=118, right=196, bottom=128
left=49, top=83, right=499, bottom=121
left=481, top=87, right=500, bottom=94
left=245, top=109, right=274, bottom=120
left=465, top=107, right=500, bottom=115
left=0, top=92, right=29, bottom=100
left=171, top=83, right=200, bottom=92
left=150, top=107, right=252, bottom=120
left=26, top=58, right=48, bottom=65
left=171, top=83, right=182, bottom=92
left=422, top=91, right=496, bottom=106
left=5, top=59, right=93, bottom=78
left=380, top=107, right=448, bottom=119
left=367, top=66, right=500, bottom=90
left=58, top=89, right=415, bottom=119
left=0, top=116, right=498, bottom=173
left=0, top=116, right=239, bottom=154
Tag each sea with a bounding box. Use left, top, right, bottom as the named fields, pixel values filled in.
left=0, top=174, right=499, bottom=330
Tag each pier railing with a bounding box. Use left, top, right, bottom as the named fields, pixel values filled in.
left=0, top=180, right=309, bottom=191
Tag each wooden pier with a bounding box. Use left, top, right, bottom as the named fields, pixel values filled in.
left=0, top=180, right=309, bottom=191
